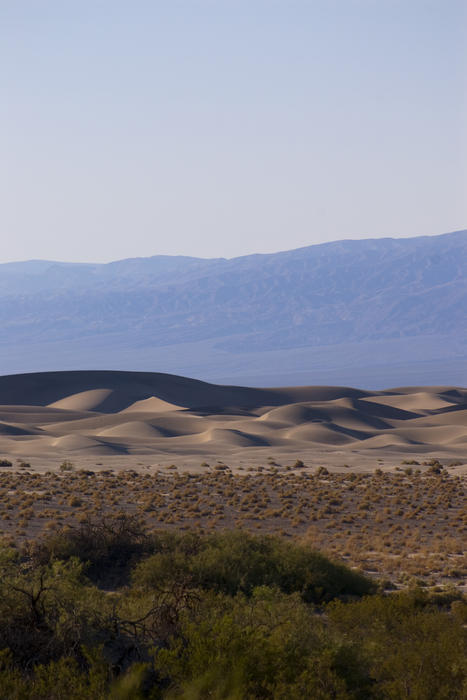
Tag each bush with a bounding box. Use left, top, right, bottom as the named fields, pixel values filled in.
left=155, top=587, right=372, bottom=699
left=59, top=460, right=74, bottom=472
left=133, top=530, right=376, bottom=603
left=328, top=591, right=467, bottom=698
left=32, top=514, right=151, bottom=587
left=0, top=529, right=464, bottom=698
left=0, top=552, right=109, bottom=668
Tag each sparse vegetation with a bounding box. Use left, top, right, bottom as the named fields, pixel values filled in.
left=59, top=460, right=74, bottom=472
left=0, top=465, right=464, bottom=590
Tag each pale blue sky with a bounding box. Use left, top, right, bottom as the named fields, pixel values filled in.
left=1, top=0, right=466, bottom=262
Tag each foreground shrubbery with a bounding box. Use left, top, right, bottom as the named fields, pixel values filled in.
left=0, top=519, right=465, bottom=698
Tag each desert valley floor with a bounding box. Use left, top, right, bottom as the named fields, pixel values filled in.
left=0, top=370, right=465, bottom=589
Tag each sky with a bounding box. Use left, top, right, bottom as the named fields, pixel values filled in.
left=1, top=0, right=466, bottom=263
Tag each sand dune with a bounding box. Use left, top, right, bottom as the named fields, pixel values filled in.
left=122, top=396, right=184, bottom=413
left=200, top=428, right=271, bottom=447
left=285, top=423, right=358, bottom=445
left=0, top=406, right=93, bottom=424
left=260, top=401, right=393, bottom=433
left=362, top=391, right=457, bottom=412
left=357, top=434, right=417, bottom=448
left=0, top=371, right=465, bottom=464
left=97, top=421, right=169, bottom=438
left=52, top=434, right=126, bottom=454
left=48, top=389, right=114, bottom=412
left=390, top=425, right=467, bottom=445
left=0, top=422, right=42, bottom=436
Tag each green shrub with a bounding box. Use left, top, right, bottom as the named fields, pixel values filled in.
left=133, top=530, right=376, bottom=603
left=155, top=587, right=371, bottom=699
left=33, top=514, right=151, bottom=587
left=0, top=527, right=463, bottom=698
left=328, top=591, right=467, bottom=699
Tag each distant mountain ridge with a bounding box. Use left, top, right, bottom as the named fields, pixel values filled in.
left=0, top=230, right=466, bottom=387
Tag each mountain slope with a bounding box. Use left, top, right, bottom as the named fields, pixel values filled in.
left=0, top=231, right=465, bottom=386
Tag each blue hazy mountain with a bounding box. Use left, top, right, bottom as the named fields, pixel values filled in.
left=0, top=230, right=465, bottom=388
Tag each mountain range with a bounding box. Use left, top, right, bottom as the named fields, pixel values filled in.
left=0, top=230, right=465, bottom=387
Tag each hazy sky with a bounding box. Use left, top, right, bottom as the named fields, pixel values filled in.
left=1, top=1, right=466, bottom=263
